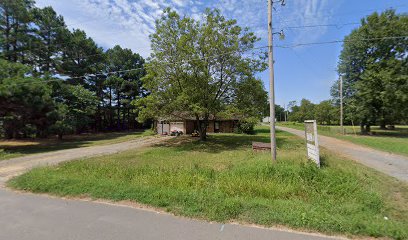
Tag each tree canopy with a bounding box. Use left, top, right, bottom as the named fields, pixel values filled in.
left=332, top=10, right=408, bottom=132
left=137, top=8, right=267, bottom=140
left=0, top=0, right=146, bottom=139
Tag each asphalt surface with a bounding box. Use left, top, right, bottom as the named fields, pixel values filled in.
left=0, top=134, right=343, bottom=240
left=0, top=189, right=342, bottom=240
left=277, top=126, right=408, bottom=182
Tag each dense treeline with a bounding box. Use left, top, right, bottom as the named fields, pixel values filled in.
left=287, top=10, right=407, bottom=132
left=281, top=99, right=338, bottom=125
left=0, top=0, right=146, bottom=139
left=332, top=10, right=408, bottom=132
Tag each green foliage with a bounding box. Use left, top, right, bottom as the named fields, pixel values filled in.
left=0, top=0, right=35, bottom=62
left=333, top=10, right=408, bottom=130
left=314, top=100, right=338, bottom=125
left=237, top=117, right=258, bottom=134
left=235, top=77, right=268, bottom=120
left=288, top=99, right=315, bottom=122
left=0, top=60, right=55, bottom=138
left=137, top=8, right=266, bottom=140
left=9, top=127, right=408, bottom=239
left=59, top=29, right=104, bottom=84
left=31, top=6, right=67, bottom=74
left=0, top=2, right=147, bottom=138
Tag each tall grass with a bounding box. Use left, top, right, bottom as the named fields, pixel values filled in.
left=9, top=127, right=408, bottom=239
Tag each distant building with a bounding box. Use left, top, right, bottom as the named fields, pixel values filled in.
left=262, top=117, right=276, bottom=123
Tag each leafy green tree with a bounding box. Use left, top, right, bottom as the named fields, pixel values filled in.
left=333, top=10, right=408, bottom=132
left=138, top=8, right=265, bottom=140
left=288, top=99, right=315, bottom=123
left=235, top=77, right=268, bottom=120
left=231, top=77, right=268, bottom=133
left=314, top=100, right=337, bottom=125
left=263, top=104, right=285, bottom=121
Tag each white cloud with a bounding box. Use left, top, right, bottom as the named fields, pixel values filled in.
left=275, top=0, right=342, bottom=46
left=34, top=0, right=340, bottom=57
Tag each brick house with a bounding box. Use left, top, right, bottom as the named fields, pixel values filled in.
left=155, top=115, right=239, bottom=135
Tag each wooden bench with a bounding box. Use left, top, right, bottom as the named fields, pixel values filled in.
left=252, top=142, right=271, bottom=151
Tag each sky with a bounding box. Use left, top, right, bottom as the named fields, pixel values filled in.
left=35, top=0, right=408, bottom=107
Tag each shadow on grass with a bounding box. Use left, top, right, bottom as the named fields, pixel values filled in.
left=155, top=133, right=288, bottom=154
left=0, top=130, right=148, bottom=158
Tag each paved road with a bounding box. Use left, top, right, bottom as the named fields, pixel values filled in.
left=0, top=136, right=168, bottom=185
left=277, top=126, right=408, bottom=182
left=0, top=134, right=343, bottom=240
left=0, top=189, right=342, bottom=240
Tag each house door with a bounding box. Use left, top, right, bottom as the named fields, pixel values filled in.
left=158, top=121, right=170, bottom=134
left=214, top=122, right=220, bottom=133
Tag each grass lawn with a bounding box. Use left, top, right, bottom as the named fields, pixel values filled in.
left=0, top=130, right=153, bottom=161
left=278, top=122, right=408, bottom=156
left=8, top=126, right=408, bottom=239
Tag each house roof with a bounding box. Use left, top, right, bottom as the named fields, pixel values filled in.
left=158, top=112, right=241, bottom=121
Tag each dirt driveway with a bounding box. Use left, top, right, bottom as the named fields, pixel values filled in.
left=0, top=136, right=169, bottom=185
left=277, top=126, right=408, bottom=182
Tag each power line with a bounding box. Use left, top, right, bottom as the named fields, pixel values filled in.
left=8, top=35, right=408, bottom=86
left=11, top=45, right=270, bottom=86
left=276, top=35, right=408, bottom=48
left=274, top=3, right=408, bottom=26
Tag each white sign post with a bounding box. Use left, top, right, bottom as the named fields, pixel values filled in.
left=304, top=120, right=320, bottom=167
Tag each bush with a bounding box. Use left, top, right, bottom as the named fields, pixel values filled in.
left=238, top=117, right=258, bottom=134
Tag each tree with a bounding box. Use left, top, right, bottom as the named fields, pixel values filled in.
left=0, top=59, right=55, bottom=138
left=59, top=29, right=104, bottom=85
left=263, top=104, right=285, bottom=121
left=0, top=1, right=148, bottom=139
left=0, top=0, right=35, bottom=62
left=232, top=76, right=268, bottom=133
left=31, top=6, right=68, bottom=74
left=50, top=84, right=98, bottom=137
left=333, top=10, right=408, bottom=132
left=288, top=99, right=315, bottom=122
left=138, top=8, right=265, bottom=140
left=105, top=45, right=145, bottom=130
left=314, top=100, right=337, bottom=125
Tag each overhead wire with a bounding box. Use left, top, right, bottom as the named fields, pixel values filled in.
left=9, top=34, right=408, bottom=86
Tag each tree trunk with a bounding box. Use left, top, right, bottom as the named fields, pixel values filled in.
left=5, top=11, right=11, bottom=61
left=58, top=133, right=63, bottom=140
left=360, top=123, right=367, bottom=135
left=109, top=88, right=113, bottom=129
left=196, top=116, right=208, bottom=141
left=117, top=90, right=121, bottom=131
left=365, top=124, right=371, bottom=133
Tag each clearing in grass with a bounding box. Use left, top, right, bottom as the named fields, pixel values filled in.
left=8, top=126, right=408, bottom=239
left=0, top=130, right=153, bottom=161
left=278, top=122, right=408, bottom=156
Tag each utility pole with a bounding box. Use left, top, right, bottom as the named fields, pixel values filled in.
left=267, top=0, right=285, bottom=161
left=268, top=0, right=276, bottom=161
left=339, top=76, right=344, bottom=134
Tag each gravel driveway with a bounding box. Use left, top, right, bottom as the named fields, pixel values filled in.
left=0, top=136, right=169, bottom=185
left=277, top=126, right=408, bottom=182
